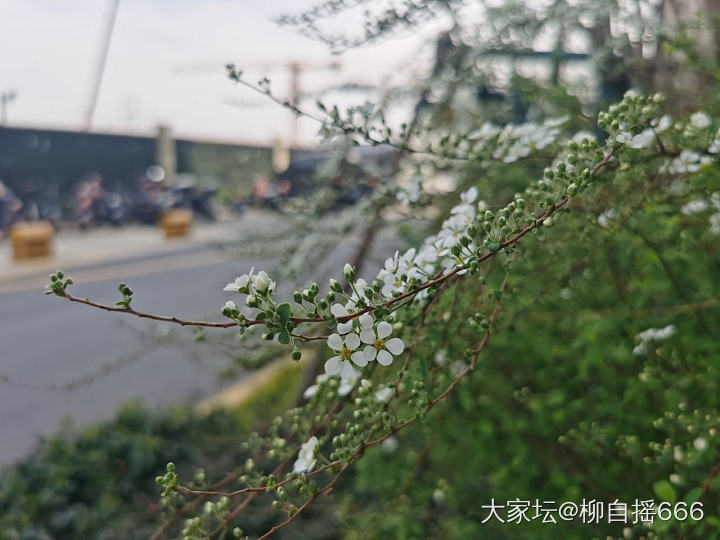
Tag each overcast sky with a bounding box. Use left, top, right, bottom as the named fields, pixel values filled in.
left=0, top=0, right=446, bottom=146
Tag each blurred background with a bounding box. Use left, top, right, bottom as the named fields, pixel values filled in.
left=0, top=0, right=440, bottom=463
left=2, top=0, right=720, bottom=538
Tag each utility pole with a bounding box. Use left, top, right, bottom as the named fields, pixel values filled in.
left=84, top=0, right=120, bottom=130
left=1, top=90, right=16, bottom=126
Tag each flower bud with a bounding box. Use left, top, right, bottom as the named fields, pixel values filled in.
left=253, top=271, right=271, bottom=294
left=343, top=263, right=355, bottom=281
left=329, top=279, right=342, bottom=292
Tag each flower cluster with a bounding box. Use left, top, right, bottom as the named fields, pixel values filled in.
left=633, top=324, right=676, bottom=355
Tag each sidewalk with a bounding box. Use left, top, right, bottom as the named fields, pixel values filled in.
left=0, top=211, right=274, bottom=293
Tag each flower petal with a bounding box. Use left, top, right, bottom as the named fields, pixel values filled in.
left=327, top=333, right=343, bottom=351
left=358, top=313, right=374, bottom=330
left=339, top=360, right=355, bottom=380
left=375, top=387, right=394, bottom=402
left=385, top=337, right=404, bottom=355
left=377, top=321, right=393, bottom=339
left=377, top=349, right=394, bottom=366
left=360, top=329, right=376, bottom=344
left=344, top=333, right=361, bottom=350
left=337, top=321, right=353, bottom=334
left=363, top=346, right=377, bottom=362
left=330, top=303, right=346, bottom=317
left=324, top=356, right=342, bottom=375
left=351, top=351, right=368, bottom=367
left=303, top=385, right=318, bottom=399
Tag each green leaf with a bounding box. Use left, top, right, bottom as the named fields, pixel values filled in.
left=653, top=479, right=677, bottom=503
left=683, top=487, right=703, bottom=504
left=277, top=303, right=292, bottom=325
left=327, top=318, right=337, bottom=329
left=278, top=330, right=290, bottom=345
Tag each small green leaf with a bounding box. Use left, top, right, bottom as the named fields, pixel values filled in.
left=653, top=479, right=677, bottom=503
left=327, top=318, right=337, bottom=329
left=277, top=303, right=292, bottom=325
left=278, top=330, right=290, bottom=345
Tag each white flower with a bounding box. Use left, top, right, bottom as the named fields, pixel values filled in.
left=633, top=324, right=675, bottom=355
left=330, top=303, right=355, bottom=334
left=381, top=436, right=399, bottom=453
left=628, top=128, right=655, bottom=149
left=362, top=321, right=404, bottom=366
left=223, top=300, right=237, bottom=311
left=346, top=278, right=370, bottom=309
left=338, top=365, right=361, bottom=396
left=670, top=150, right=712, bottom=174
left=325, top=332, right=366, bottom=377
left=253, top=271, right=273, bottom=294
left=460, top=187, right=478, bottom=204
left=690, top=111, right=711, bottom=130
left=223, top=268, right=254, bottom=293
left=710, top=213, right=720, bottom=235
left=654, top=114, right=672, bottom=132
left=293, top=436, right=319, bottom=473
left=694, top=437, right=708, bottom=451
left=302, top=374, right=329, bottom=399
left=378, top=250, right=416, bottom=298
left=636, top=325, right=675, bottom=342
left=357, top=313, right=376, bottom=344
left=709, top=130, right=720, bottom=153
left=375, top=386, right=394, bottom=402
left=598, top=208, right=618, bottom=227
left=681, top=199, right=709, bottom=215
left=397, top=181, right=421, bottom=206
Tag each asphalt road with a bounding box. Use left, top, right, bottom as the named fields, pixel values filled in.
left=0, top=252, right=264, bottom=462
left=0, top=226, right=398, bottom=463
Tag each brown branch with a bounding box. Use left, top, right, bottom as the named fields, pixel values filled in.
left=250, top=274, right=509, bottom=539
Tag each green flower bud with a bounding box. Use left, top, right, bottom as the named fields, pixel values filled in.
left=329, top=279, right=342, bottom=292
left=485, top=239, right=501, bottom=253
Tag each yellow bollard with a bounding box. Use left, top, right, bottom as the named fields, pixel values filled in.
left=10, top=221, right=54, bottom=260
left=161, top=209, right=193, bottom=238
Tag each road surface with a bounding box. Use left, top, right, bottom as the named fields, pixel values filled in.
left=0, top=220, right=398, bottom=463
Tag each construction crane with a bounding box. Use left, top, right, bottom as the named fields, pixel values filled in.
left=174, top=60, right=341, bottom=147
